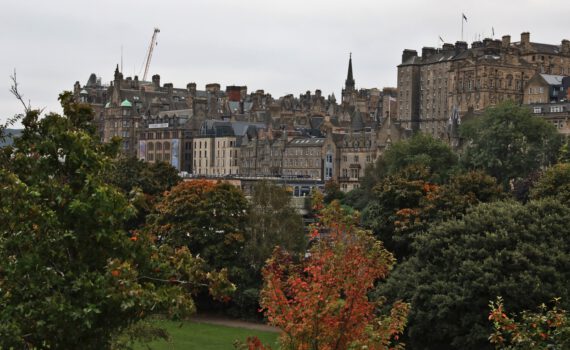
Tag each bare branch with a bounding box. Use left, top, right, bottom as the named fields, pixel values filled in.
left=9, top=69, right=31, bottom=114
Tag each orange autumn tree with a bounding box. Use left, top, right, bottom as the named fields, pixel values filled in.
left=250, top=200, right=409, bottom=350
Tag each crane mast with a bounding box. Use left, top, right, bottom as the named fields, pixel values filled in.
left=142, top=28, right=160, bottom=82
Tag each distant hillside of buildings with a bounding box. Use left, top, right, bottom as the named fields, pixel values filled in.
left=0, top=129, right=22, bottom=147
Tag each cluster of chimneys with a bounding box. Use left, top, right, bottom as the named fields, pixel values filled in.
left=402, top=32, right=570, bottom=63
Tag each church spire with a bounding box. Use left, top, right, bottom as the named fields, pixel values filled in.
left=345, top=53, right=355, bottom=91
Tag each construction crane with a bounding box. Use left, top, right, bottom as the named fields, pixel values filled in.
left=142, top=27, right=160, bottom=82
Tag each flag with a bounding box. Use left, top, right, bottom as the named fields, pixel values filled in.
left=492, top=27, right=495, bottom=36
left=439, top=36, right=444, bottom=43
left=462, top=13, right=467, bottom=22
left=388, top=96, right=397, bottom=102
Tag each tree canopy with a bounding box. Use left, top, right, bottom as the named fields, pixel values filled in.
left=460, top=101, right=561, bottom=187
left=366, top=132, right=458, bottom=186
left=0, top=93, right=233, bottom=349
left=252, top=201, right=409, bottom=350
left=378, top=198, right=570, bottom=349
left=148, top=179, right=249, bottom=271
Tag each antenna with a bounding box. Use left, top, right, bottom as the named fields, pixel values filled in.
left=120, top=45, right=123, bottom=73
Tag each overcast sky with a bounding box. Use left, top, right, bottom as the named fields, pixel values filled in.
left=1, top=0, right=568, bottom=126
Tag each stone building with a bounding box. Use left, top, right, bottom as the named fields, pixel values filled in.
left=74, top=66, right=230, bottom=157
left=523, top=73, right=570, bottom=135
left=397, top=32, right=570, bottom=139
left=192, top=120, right=263, bottom=176
left=137, top=110, right=193, bottom=171
left=282, top=138, right=325, bottom=180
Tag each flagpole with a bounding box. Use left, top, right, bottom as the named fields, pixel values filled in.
left=461, top=14, right=464, bottom=41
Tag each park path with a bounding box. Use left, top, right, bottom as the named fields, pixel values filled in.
left=191, top=314, right=280, bottom=333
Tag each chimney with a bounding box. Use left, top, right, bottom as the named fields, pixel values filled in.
left=472, top=40, right=484, bottom=49
left=442, top=43, right=455, bottom=52
left=562, top=40, right=570, bottom=55
left=164, top=83, right=173, bottom=94
left=502, top=35, right=511, bottom=48
left=226, top=85, right=242, bottom=102
left=187, top=83, right=196, bottom=97
left=206, top=83, right=220, bottom=94
left=152, top=74, right=160, bottom=88
left=421, top=47, right=436, bottom=59
left=521, top=32, right=530, bottom=46
left=455, top=41, right=468, bottom=53
left=401, top=49, right=417, bottom=63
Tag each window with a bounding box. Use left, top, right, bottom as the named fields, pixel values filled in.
left=550, top=106, right=563, bottom=113
left=533, top=107, right=542, bottom=114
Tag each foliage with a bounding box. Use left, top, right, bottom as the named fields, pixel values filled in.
left=256, top=201, right=409, bottom=350
left=106, top=156, right=181, bottom=229
left=369, top=132, right=458, bottom=184
left=231, top=181, right=306, bottom=317
left=489, top=297, right=570, bottom=350
left=108, top=156, right=181, bottom=197
left=511, top=171, right=542, bottom=203
left=148, top=179, right=249, bottom=270
left=460, top=101, right=561, bottom=187
left=243, top=181, right=306, bottom=272
left=0, top=93, right=233, bottom=349
left=363, top=167, right=503, bottom=259
left=362, top=165, right=432, bottom=259
left=341, top=187, right=369, bottom=211
left=379, top=198, right=570, bottom=349
left=530, top=162, right=570, bottom=205
left=323, top=180, right=345, bottom=204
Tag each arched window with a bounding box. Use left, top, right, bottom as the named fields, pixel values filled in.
left=163, top=142, right=170, bottom=151
left=147, top=142, right=154, bottom=151
left=156, top=142, right=162, bottom=151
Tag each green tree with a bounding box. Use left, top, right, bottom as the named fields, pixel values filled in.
left=362, top=165, right=432, bottom=259
left=0, top=93, right=233, bottom=349
left=460, top=101, right=561, bottom=187
left=108, top=156, right=181, bottom=198
left=323, top=180, right=345, bottom=204
left=243, top=181, right=306, bottom=272
left=378, top=199, right=570, bottom=350
left=529, top=162, right=570, bottom=205
left=148, top=179, right=249, bottom=271
left=235, top=181, right=306, bottom=316
left=106, top=156, right=181, bottom=229
left=368, top=133, right=458, bottom=185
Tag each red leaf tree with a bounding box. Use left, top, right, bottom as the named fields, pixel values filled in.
left=253, top=200, right=409, bottom=350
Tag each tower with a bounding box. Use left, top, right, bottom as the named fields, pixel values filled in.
left=342, top=53, right=356, bottom=106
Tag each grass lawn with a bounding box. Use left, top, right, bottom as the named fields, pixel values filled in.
left=134, top=320, right=280, bottom=350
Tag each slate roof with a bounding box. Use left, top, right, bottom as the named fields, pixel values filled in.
left=540, top=74, right=565, bottom=85
left=288, top=137, right=325, bottom=147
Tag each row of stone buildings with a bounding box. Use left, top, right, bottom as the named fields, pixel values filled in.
left=397, top=32, right=570, bottom=140
left=74, top=56, right=402, bottom=193
left=74, top=31, right=570, bottom=193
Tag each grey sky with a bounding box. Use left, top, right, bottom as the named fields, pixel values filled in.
left=1, top=0, right=568, bottom=125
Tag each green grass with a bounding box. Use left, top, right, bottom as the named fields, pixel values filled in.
left=134, top=320, right=280, bottom=350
